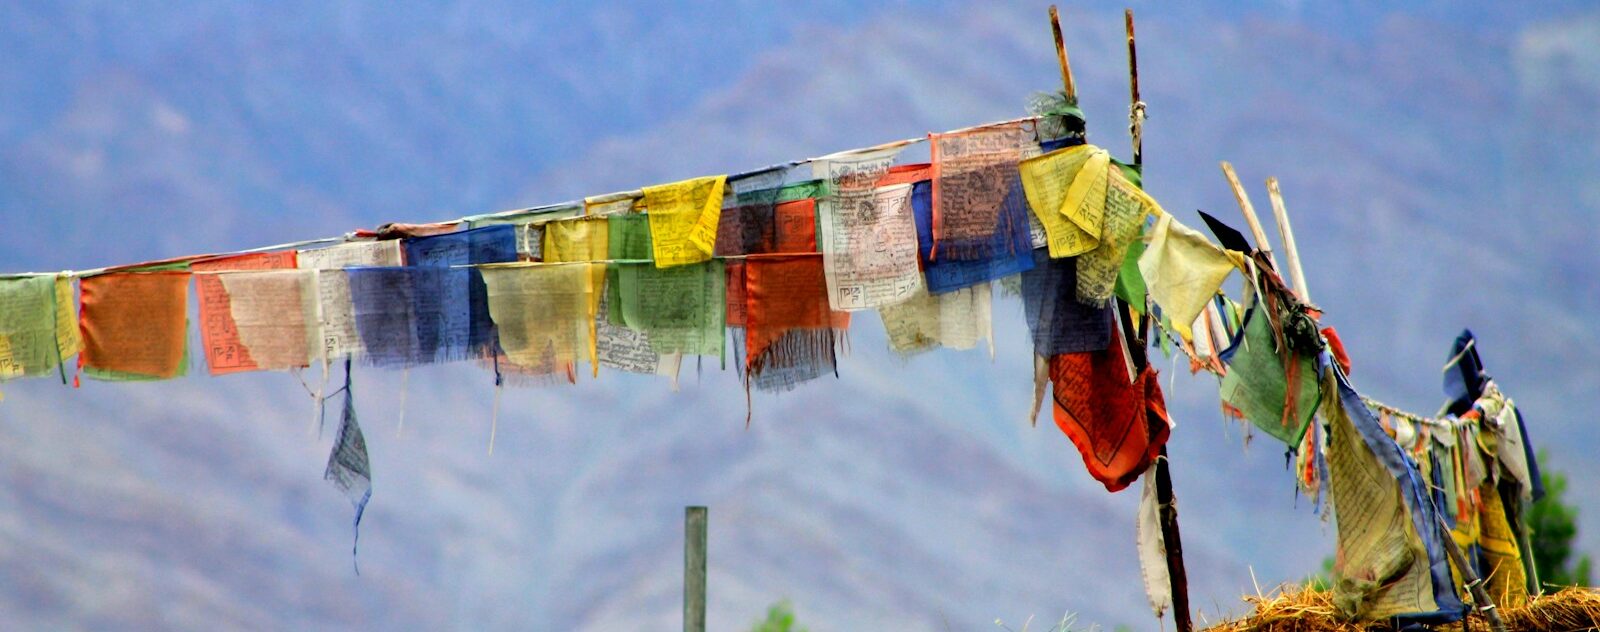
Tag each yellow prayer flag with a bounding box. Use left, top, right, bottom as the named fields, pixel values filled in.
left=643, top=175, right=726, bottom=268
left=1019, top=145, right=1109, bottom=258
left=1138, top=213, right=1239, bottom=339
left=54, top=276, right=81, bottom=362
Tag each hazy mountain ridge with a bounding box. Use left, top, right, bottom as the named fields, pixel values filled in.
left=1, top=2, right=1598, bottom=630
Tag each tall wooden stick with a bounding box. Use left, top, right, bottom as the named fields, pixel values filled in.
left=1124, top=9, right=1143, bottom=167
left=1219, top=161, right=1279, bottom=269
left=1125, top=10, right=1192, bottom=632
left=684, top=506, right=708, bottom=632
left=1436, top=512, right=1510, bottom=632
left=1265, top=178, right=1310, bottom=302
left=1048, top=6, right=1077, bottom=102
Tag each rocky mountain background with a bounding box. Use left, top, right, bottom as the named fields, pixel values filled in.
left=2, top=2, right=1598, bottom=629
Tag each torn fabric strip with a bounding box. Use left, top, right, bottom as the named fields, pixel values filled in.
left=78, top=271, right=191, bottom=381
left=1137, top=461, right=1172, bottom=618
left=324, top=358, right=371, bottom=572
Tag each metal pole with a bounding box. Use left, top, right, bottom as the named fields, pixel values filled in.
left=684, top=506, right=707, bottom=632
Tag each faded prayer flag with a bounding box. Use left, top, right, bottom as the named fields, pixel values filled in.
left=0, top=275, right=75, bottom=378
left=911, top=179, right=1034, bottom=294
left=480, top=264, right=597, bottom=377
left=347, top=267, right=496, bottom=367
left=324, top=358, right=371, bottom=572
left=929, top=121, right=1033, bottom=262
left=1217, top=304, right=1322, bottom=446
left=1138, top=213, right=1238, bottom=336
left=192, top=251, right=300, bottom=375
left=1020, top=249, right=1113, bottom=356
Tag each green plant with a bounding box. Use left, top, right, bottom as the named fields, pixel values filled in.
left=750, top=600, right=807, bottom=632
left=1529, top=452, right=1593, bottom=588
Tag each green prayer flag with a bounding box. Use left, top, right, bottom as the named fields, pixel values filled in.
left=615, top=260, right=725, bottom=357
left=1218, top=304, right=1321, bottom=445
left=734, top=179, right=828, bottom=206
left=1114, top=239, right=1147, bottom=309
left=0, top=276, right=66, bottom=378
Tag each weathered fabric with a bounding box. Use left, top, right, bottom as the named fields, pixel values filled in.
left=543, top=217, right=611, bottom=264
left=479, top=264, right=597, bottom=376
left=1137, top=461, right=1172, bottom=618
left=1018, top=145, right=1160, bottom=305
left=192, top=251, right=301, bottom=375
left=1049, top=328, right=1170, bottom=492
left=211, top=271, right=317, bottom=373
left=614, top=261, right=725, bottom=357
left=403, top=224, right=518, bottom=358
left=347, top=267, right=496, bottom=367
left=0, top=275, right=75, bottom=379
left=911, top=179, right=1035, bottom=294
left=643, top=176, right=726, bottom=267
left=929, top=121, right=1032, bottom=262
left=78, top=271, right=191, bottom=381
left=740, top=255, right=848, bottom=391
left=1138, top=213, right=1238, bottom=334
left=323, top=358, right=371, bottom=572
left=817, top=183, right=921, bottom=310
left=1330, top=366, right=1465, bottom=624
left=878, top=282, right=992, bottom=356
left=1218, top=303, right=1322, bottom=446
left=1020, top=248, right=1114, bottom=356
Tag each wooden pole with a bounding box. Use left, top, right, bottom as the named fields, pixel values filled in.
left=1436, top=512, right=1509, bottom=632
left=1124, top=10, right=1192, bottom=632
left=1219, top=161, right=1279, bottom=269
left=1265, top=178, right=1310, bottom=302
left=1124, top=9, right=1143, bottom=167
left=1048, top=6, right=1077, bottom=103
left=684, top=506, right=707, bottom=632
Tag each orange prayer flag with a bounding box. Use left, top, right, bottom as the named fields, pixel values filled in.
left=78, top=271, right=191, bottom=379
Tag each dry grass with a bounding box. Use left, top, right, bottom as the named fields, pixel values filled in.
left=1203, top=586, right=1600, bottom=631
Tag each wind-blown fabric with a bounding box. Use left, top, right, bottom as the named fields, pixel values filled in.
left=911, top=179, right=1035, bottom=294
left=1020, top=249, right=1114, bottom=356
left=403, top=224, right=519, bottom=358
left=1218, top=304, right=1322, bottom=446
left=324, top=358, right=371, bottom=573
left=347, top=267, right=496, bottom=367
left=1049, top=328, right=1170, bottom=492
left=740, top=255, right=849, bottom=391
left=643, top=176, right=726, bottom=267
left=192, top=251, right=300, bottom=375
left=479, top=264, right=597, bottom=377
left=1327, top=364, right=1464, bottom=623
left=78, top=271, right=191, bottom=381
left=1019, top=145, right=1159, bottom=305
left=878, top=283, right=992, bottom=356
left=928, top=121, right=1033, bottom=262
left=0, top=275, right=77, bottom=379
left=1138, top=213, right=1238, bottom=334
left=615, top=261, right=725, bottom=357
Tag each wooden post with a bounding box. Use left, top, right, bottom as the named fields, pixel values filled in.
left=1265, top=178, right=1310, bottom=302
left=1048, top=6, right=1077, bottom=102
left=684, top=506, right=707, bottom=632
left=1436, top=512, right=1509, bottom=632
left=1219, top=161, right=1280, bottom=269
left=1124, top=10, right=1191, bottom=632
left=1124, top=9, right=1143, bottom=167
